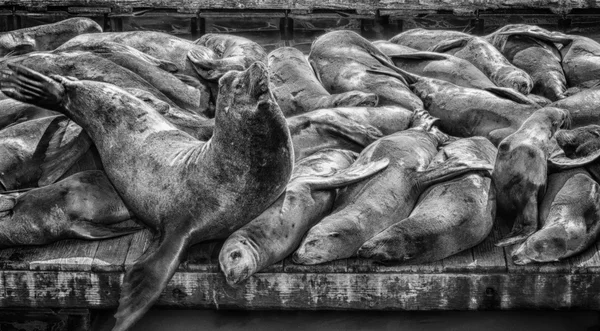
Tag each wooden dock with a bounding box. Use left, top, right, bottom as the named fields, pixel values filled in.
left=0, top=217, right=599, bottom=312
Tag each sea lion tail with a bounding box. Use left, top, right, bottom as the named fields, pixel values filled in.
left=0, top=64, right=65, bottom=110
left=484, top=86, right=539, bottom=106
left=113, top=232, right=189, bottom=331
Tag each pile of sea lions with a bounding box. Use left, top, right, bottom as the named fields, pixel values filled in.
left=2, top=17, right=600, bottom=330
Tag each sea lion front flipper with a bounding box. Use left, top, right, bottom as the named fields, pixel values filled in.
left=39, top=123, right=92, bottom=187
left=484, top=86, right=539, bottom=106
left=113, top=231, right=190, bottom=331
left=0, top=64, right=65, bottom=110
left=386, top=52, right=449, bottom=61
left=70, top=222, right=142, bottom=240
left=418, top=157, right=494, bottom=187
left=281, top=158, right=390, bottom=215
left=427, top=38, right=470, bottom=53
left=495, top=195, right=539, bottom=247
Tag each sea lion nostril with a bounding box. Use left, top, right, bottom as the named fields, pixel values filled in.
left=230, top=251, right=242, bottom=260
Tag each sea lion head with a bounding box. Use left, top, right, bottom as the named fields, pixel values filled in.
left=542, top=106, right=572, bottom=133
left=218, top=236, right=260, bottom=286
left=555, top=125, right=600, bottom=158
left=216, top=61, right=274, bottom=116
left=357, top=234, right=408, bottom=262
left=511, top=226, right=570, bottom=265
left=495, top=67, right=533, bottom=95
left=293, top=226, right=355, bottom=265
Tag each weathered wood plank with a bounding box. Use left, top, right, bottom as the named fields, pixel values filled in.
left=2, top=270, right=600, bottom=310
left=283, top=256, right=348, bottom=273
left=182, top=240, right=221, bottom=273
left=471, top=221, right=508, bottom=273
left=90, top=220, right=139, bottom=273
left=28, top=239, right=100, bottom=272
left=442, top=249, right=475, bottom=273
left=0, top=308, right=91, bottom=331
left=568, top=242, right=600, bottom=274
left=346, top=256, right=444, bottom=273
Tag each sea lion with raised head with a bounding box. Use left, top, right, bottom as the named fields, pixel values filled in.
left=55, top=40, right=210, bottom=114
left=0, top=115, right=90, bottom=191
left=287, top=105, right=412, bottom=160
left=0, top=170, right=139, bottom=247
left=511, top=168, right=600, bottom=264
left=0, top=17, right=102, bottom=56
left=493, top=106, right=571, bottom=247
left=292, top=110, right=493, bottom=265
left=389, top=29, right=534, bottom=94
left=267, top=47, right=378, bottom=116
left=189, top=33, right=268, bottom=81
left=485, top=25, right=567, bottom=101
left=373, top=40, right=532, bottom=102
left=308, top=30, right=424, bottom=111
left=219, top=149, right=389, bottom=285
left=358, top=137, right=496, bottom=263
left=0, top=61, right=293, bottom=331
left=366, top=66, right=538, bottom=145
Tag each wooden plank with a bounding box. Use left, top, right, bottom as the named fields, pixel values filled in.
left=471, top=221, right=508, bottom=273
left=1, top=270, right=600, bottom=310
left=182, top=240, right=222, bottom=273
left=283, top=256, right=347, bottom=273
left=346, top=256, right=444, bottom=273
left=28, top=239, right=100, bottom=272
left=442, top=249, right=475, bottom=273
left=90, top=219, right=139, bottom=273
left=566, top=241, right=600, bottom=274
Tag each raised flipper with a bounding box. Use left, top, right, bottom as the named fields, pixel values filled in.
left=0, top=64, right=65, bottom=110
left=39, top=121, right=92, bottom=186
left=281, top=158, right=389, bottom=215
left=70, top=222, right=142, bottom=240
left=113, top=230, right=190, bottom=331
left=484, top=86, right=539, bottom=106
left=418, top=157, right=494, bottom=187
left=427, top=38, right=471, bottom=53
left=385, top=52, right=449, bottom=61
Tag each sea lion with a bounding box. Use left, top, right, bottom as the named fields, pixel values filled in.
left=373, top=40, right=532, bottom=102
left=389, top=29, right=534, bottom=94
left=485, top=25, right=567, bottom=101
left=493, top=106, right=571, bottom=247
left=267, top=47, right=378, bottom=116
left=58, top=31, right=217, bottom=79
left=549, top=85, right=600, bottom=128
left=511, top=168, right=600, bottom=264
left=0, top=61, right=293, bottom=331
left=358, top=137, right=497, bottom=263
left=0, top=115, right=91, bottom=191
left=189, top=33, right=268, bottom=81
left=219, top=149, right=389, bottom=285
left=0, top=17, right=102, bottom=56
left=287, top=105, right=412, bottom=160
left=366, top=66, right=538, bottom=145
left=0, top=170, right=139, bottom=247
left=292, top=110, right=493, bottom=265
left=555, top=125, right=600, bottom=159
left=308, top=30, right=424, bottom=111
left=55, top=40, right=210, bottom=114
left=0, top=98, right=58, bottom=130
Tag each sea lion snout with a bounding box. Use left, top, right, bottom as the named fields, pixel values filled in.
left=512, top=227, right=569, bottom=264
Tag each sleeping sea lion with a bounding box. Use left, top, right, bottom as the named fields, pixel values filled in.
left=189, top=33, right=267, bottom=81
left=0, top=98, right=58, bottom=130
left=0, top=115, right=90, bottom=191
left=0, top=17, right=102, bottom=56
left=0, top=170, right=139, bottom=247
left=389, top=29, right=534, bottom=94
left=485, top=25, right=567, bottom=101
left=388, top=28, right=471, bottom=50
left=493, top=106, right=571, bottom=247
left=267, top=47, right=378, bottom=116
left=55, top=40, right=210, bottom=114
left=549, top=86, right=600, bottom=128
left=511, top=168, right=600, bottom=264
left=308, top=30, right=424, bottom=110
left=555, top=125, right=600, bottom=159
left=358, top=137, right=497, bottom=263
left=292, top=110, right=493, bottom=265
left=219, top=149, right=389, bottom=285
left=366, top=66, right=538, bottom=145
left=373, top=40, right=532, bottom=102
left=0, top=61, right=293, bottom=331
left=287, top=105, right=412, bottom=160
left=59, top=31, right=217, bottom=79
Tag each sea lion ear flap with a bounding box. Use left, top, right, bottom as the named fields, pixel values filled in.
left=427, top=38, right=470, bottom=53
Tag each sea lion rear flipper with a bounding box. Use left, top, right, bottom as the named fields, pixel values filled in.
left=174, top=74, right=205, bottom=90
left=427, top=38, right=470, bottom=53
left=365, top=68, right=418, bottom=86
left=39, top=123, right=92, bottom=187
left=386, top=52, right=449, bottom=61
left=308, top=113, right=383, bottom=146
left=484, top=86, right=539, bottom=106
left=0, top=64, right=65, bottom=110
left=418, top=157, right=494, bottom=186
left=281, top=158, right=390, bottom=214
left=70, top=222, right=142, bottom=240
left=113, top=232, right=189, bottom=331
